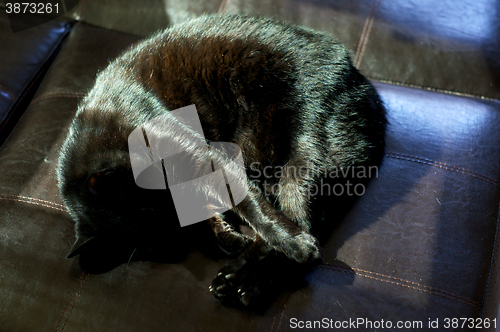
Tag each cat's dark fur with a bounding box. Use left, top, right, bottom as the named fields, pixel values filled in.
left=57, top=14, right=386, bottom=308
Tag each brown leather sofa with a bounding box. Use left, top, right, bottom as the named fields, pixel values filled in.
left=1, top=1, right=499, bottom=331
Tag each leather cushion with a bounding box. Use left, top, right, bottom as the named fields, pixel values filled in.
left=0, top=21, right=499, bottom=331
left=0, top=11, right=70, bottom=145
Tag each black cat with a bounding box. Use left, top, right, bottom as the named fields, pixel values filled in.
left=57, top=14, right=387, bottom=308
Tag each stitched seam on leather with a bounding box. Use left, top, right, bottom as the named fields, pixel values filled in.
left=0, top=23, right=71, bottom=149
left=354, top=0, right=381, bottom=68
left=320, top=264, right=481, bottom=308
left=354, top=1, right=373, bottom=66
left=479, top=201, right=500, bottom=321
left=0, top=194, right=66, bottom=208
left=356, top=0, right=380, bottom=68
left=322, top=263, right=481, bottom=306
left=269, top=295, right=284, bottom=332
left=57, top=272, right=89, bottom=332
left=387, top=151, right=500, bottom=186
left=0, top=196, right=68, bottom=213
left=55, top=272, right=85, bottom=332
left=276, top=301, right=286, bottom=332
left=269, top=293, right=289, bottom=332
left=370, top=78, right=500, bottom=102
left=388, top=152, right=499, bottom=183
left=276, top=302, right=287, bottom=332
left=218, top=0, right=229, bottom=13
left=30, top=92, right=88, bottom=106
left=320, top=265, right=481, bottom=309
left=385, top=152, right=500, bottom=188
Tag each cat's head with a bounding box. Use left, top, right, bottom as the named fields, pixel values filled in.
left=57, top=108, right=180, bottom=260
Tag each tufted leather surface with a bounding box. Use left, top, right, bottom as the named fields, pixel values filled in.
left=42, top=0, right=500, bottom=99
left=3, top=0, right=497, bottom=98
left=0, top=1, right=499, bottom=331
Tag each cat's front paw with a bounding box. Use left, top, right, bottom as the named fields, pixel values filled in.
left=276, top=232, right=323, bottom=264
left=216, top=232, right=253, bottom=257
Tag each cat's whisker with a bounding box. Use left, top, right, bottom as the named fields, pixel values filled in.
left=126, top=247, right=138, bottom=269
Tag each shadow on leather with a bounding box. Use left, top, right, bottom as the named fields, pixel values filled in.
left=73, top=222, right=218, bottom=274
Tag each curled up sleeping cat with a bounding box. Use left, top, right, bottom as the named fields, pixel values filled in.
left=57, top=14, right=387, bottom=308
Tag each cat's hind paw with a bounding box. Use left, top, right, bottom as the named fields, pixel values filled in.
left=209, top=250, right=279, bottom=308
left=210, top=271, right=262, bottom=308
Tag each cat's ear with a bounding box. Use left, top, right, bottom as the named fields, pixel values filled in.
left=67, top=235, right=96, bottom=258
left=87, top=169, right=115, bottom=195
